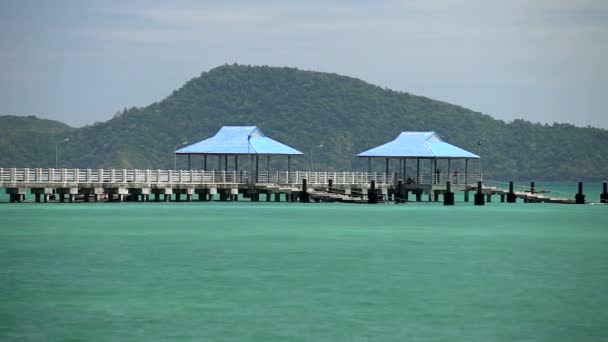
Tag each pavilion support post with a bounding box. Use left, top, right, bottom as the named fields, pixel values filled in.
left=204, top=155, right=207, bottom=171
left=255, top=156, right=259, bottom=183
left=433, top=158, right=438, bottom=185
left=368, top=158, right=371, bottom=173
left=385, top=158, right=389, bottom=175
left=235, top=155, right=238, bottom=172
left=399, top=159, right=403, bottom=180
left=403, top=159, right=407, bottom=181
left=416, top=159, right=420, bottom=184
left=225, top=155, right=228, bottom=171
left=267, top=156, right=271, bottom=176
left=188, top=155, right=191, bottom=170
left=575, top=181, right=585, bottom=204
left=447, top=159, right=451, bottom=181
left=218, top=155, right=221, bottom=170
left=287, top=156, right=291, bottom=183
left=465, top=159, right=469, bottom=185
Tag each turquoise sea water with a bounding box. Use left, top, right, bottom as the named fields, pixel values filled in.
left=1, top=185, right=607, bottom=341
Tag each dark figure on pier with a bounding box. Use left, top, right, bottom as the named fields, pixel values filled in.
left=453, top=169, right=459, bottom=184
left=406, top=176, right=414, bottom=184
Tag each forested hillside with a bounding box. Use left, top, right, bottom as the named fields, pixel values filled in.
left=0, top=115, right=75, bottom=168
left=1, top=64, right=606, bottom=180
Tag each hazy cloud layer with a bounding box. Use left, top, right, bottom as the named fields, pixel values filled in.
left=1, top=0, right=606, bottom=128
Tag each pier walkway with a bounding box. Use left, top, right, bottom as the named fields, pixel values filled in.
left=2, top=168, right=598, bottom=204
left=1, top=167, right=477, bottom=203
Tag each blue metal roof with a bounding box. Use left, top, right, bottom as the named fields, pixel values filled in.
left=176, top=126, right=303, bottom=155
left=358, top=131, right=479, bottom=159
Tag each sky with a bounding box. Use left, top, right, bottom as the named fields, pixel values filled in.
left=1, top=0, right=607, bottom=128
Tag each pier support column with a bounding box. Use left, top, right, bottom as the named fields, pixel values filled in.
left=59, top=194, right=65, bottom=203
left=187, top=194, right=193, bottom=202
left=231, top=189, right=238, bottom=201
left=415, top=190, right=422, bottom=202
left=266, top=192, right=271, bottom=202
left=428, top=192, right=433, bottom=202
left=196, top=189, right=209, bottom=201
left=433, top=191, right=439, bottom=202
left=175, top=193, right=181, bottom=202
left=500, top=194, right=505, bottom=202
left=395, top=180, right=404, bottom=203
left=575, top=181, right=585, bottom=204
left=368, top=180, right=378, bottom=204
left=507, top=180, right=517, bottom=203
left=219, top=192, right=228, bottom=201
left=35, top=194, right=41, bottom=203
left=601, top=182, right=608, bottom=204
left=444, top=181, right=455, bottom=205
left=530, top=181, right=536, bottom=195
left=464, top=191, right=469, bottom=202
left=486, top=194, right=492, bottom=203
left=164, top=194, right=170, bottom=202
left=300, top=179, right=310, bottom=203
left=474, top=181, right=485, bottom=206
left=275, top=193, right=281, bottom=202
left=155, top=193, right=160, bottom=202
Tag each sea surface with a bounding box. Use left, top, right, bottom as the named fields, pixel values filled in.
left=0, top=183, right=607, bottom=341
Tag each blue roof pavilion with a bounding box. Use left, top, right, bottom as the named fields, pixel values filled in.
left=176, top=126, right=302, bottom=156
left=358, top=131, right=480, bottom=185
left=358, top=131, right=479, bottom=159
left=175, top=126, right=302, bottom=175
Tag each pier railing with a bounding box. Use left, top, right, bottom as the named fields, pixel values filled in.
left=0, top=168, right=480, bottom=186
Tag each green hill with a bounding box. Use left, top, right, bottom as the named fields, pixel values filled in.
left=1, top=64, right=607, bottom=181
left=0, top=115, right=75, bottom=168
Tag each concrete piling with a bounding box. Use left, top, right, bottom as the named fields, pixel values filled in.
left=299, top=179, right=310, bottom=203
left=368, top=180, right=378, bottom=204
left=530, top=181, right=535, bottom=194
left=474, top=181, right=485, bottom=206
left=601, top=181, right=608, bottom=204
left=395, top=180, right=404, bottom=203
left=443, top=180, right=455, bottom=205
left=575, top=181, right=585, bottom=204
left=507, top=180, right=517, bottom=203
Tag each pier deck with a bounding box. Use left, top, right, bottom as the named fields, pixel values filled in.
left=0, top=168, right=591, bottom=204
